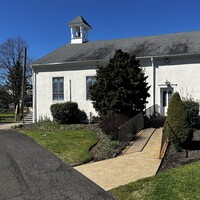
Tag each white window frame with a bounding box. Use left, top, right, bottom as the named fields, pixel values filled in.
left=52, top=77, right=64, bottom=101
left=86, top=76, right=96, bottom=101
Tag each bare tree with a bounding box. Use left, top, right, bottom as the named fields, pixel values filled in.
left=0, top=36, right=32, bottom=112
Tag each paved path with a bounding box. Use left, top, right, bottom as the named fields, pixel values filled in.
left=0, top=122, right=22, bottom=130
left=123, top=128, right=155, bottom=154
left=75, top=128, right=163, bottom=191
left=0, top=130, right=114, bottom=200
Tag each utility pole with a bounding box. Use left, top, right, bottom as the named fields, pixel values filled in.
left=20, top=47, right=27, bottom=121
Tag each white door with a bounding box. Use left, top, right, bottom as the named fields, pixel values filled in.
left=160, top=88, right=173, bottom=116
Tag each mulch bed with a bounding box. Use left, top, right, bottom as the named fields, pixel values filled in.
left=158, top=129, right=200, bottom=173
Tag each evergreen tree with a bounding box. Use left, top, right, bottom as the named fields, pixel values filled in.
left=167, top=92, right=192, bottom=149
left=90, top=49, right=150, bottom=117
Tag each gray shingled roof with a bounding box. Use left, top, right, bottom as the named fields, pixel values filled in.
left=68, top=16, right=92, bottom=29
left=32, top=30, right=200, bottom=65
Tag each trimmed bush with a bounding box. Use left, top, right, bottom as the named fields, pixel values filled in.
left=100, top=113, right=130, bottom=140
left=50, top=102, right=85, bottom=124
left=183, top=100, right=199, bottom=128
left=167, top=92, right=193, bottom=149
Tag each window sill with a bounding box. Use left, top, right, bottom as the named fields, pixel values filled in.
left=52, top=99, right=65, bottom=103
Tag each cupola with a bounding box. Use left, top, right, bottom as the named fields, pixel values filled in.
left=68, top=16, right=92, bottom=44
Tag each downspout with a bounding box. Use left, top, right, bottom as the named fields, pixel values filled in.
left=32, top=69, right=37, bottom=123
left=151, top=57, right=156, bottom=116
left=69, top=79, right=72, bottom=102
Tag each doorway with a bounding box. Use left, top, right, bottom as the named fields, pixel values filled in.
left=160, top=87, right=174, bottom=115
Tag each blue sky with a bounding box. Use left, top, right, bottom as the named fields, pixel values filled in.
left=1, top=0, right=200, bottom=60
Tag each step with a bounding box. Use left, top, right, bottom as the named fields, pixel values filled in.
left=23, top=112, right=33, bottom=124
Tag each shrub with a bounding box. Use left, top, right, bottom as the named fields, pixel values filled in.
left=183, top=100, right=199, bottom=128
left=89, top=124, right=120, bottom=160
left=38, top=115, right=51, bottom=123
left=167, top=92, right=193, bottom=150
left=76, top=109, right=88, bottom=123
left=50, top=102, right=85, bottom=124
left=91, top=134, right=119, bottom=161
left=100, top=113, right=130, bottom=140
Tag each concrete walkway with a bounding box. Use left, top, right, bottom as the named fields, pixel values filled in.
left=0, top=122, right=22, bottom=130
left=75, top=128, right=163, bottom=191
left=123, top=128, right=155, bottom=154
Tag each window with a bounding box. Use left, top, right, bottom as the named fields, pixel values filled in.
left=53, top=77, right=64, bottom=100
left=86, top=76, right=96, bottom=100
left=163, top=91, right=167, bottom=107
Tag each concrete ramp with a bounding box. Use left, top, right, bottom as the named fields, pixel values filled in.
left=75, top=128, right=163, bottom=191
left=123, top=128, right=155, bottom=154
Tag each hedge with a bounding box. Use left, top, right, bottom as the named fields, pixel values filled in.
left=50, top=102, right=87, bottom=124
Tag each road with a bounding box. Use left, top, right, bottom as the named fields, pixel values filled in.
left=0, top=130, right=115, bottom=200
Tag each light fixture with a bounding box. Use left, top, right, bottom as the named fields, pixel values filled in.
left=165, top=58, right=169, bottom=64
left=165, top=79, right=171, bottom=87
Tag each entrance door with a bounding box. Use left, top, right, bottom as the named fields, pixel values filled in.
left=160, top=88, right=173, bottom=115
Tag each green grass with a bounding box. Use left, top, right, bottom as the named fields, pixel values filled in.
left=21, top=130, right=98, bottom=165
left=110, top=160, right=200, bottom=200
left=0, top=113, right=16, bottom=122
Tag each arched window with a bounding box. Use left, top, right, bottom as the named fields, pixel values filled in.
left=163, top=91, right=167, bottom=107
left=53, top=77, right=64, bottom=100
left=86, top=76, right=96, bottom=100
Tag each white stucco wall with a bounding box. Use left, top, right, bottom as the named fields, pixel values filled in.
left=33, top=63, right=98, bottom=122
left=142, top=55, right=200, bottom=115
left=140, top=58, right=154, bottom=109
left=32, top=55, right=200, bottom=122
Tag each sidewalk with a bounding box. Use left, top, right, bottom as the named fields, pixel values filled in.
left=74, top=128, right=163, bottom=191
left=0, top=122, right=22, bottom=130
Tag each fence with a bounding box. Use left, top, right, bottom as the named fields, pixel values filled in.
left=118, top=112, right=144, bottom=150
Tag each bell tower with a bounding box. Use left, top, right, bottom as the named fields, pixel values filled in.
left=68, top=16, right=92, bottom=44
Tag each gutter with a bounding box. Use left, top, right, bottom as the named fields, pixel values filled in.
left=137, top=52, right=200, bottom=59
left=30, top=59, right=109, bottom=68
left=30, top=52, right=200, bottom=68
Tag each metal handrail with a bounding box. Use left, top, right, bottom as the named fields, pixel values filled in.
left=118, top=113, right=144, bottom=150
left=160, top=119, right=178, bottom=158
left=161, top=120, right=188, bottom=157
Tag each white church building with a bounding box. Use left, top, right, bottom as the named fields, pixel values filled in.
left=31, top=16, right=200, bottom=122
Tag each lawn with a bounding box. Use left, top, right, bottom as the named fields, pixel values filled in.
left=110, top=160, right=200, bottom=200
left=21, top=129, right=98, bottom=165
left=0, top=113, right=16, bottom=122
